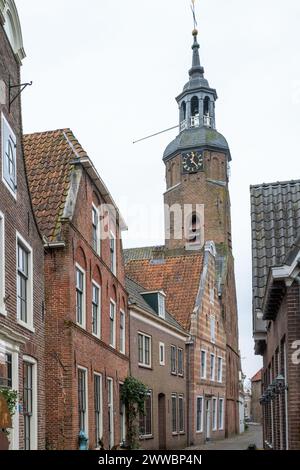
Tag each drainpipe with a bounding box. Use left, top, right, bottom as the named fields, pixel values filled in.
left=186, top=339, right=194, bottom=447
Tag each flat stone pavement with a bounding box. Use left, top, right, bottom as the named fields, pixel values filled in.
left=187, top=424, right=263, bottom=450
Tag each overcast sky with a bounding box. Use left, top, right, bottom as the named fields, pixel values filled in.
left=16, top=0, right=300, bottom=379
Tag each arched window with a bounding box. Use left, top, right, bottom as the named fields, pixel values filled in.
left=203, top=96, right=210, bottom=115
left=191, top=96, right=199, bottom=117
left=186, top=212, right=201, bottom=245
left=180, top=101, right=186, bottom=121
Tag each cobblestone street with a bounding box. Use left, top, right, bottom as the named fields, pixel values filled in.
left=187, top=424, right=263, bottom=450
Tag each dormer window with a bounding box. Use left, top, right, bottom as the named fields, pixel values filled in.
left=2, top=114, right=17, bottom=196
left=158, top=293, right=166, bottom=319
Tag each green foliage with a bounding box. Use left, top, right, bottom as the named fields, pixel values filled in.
left=0, top=388, right=18, bottom=419
left=121, top=376, right=148, bottom=450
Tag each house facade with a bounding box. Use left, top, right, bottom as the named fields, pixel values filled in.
left=127, top=277, right=189, bottom=450
left=251, top=369, right=262, bottom=424
left=23, top=129, right=129, bottom=450
left=0, top=1, right=45, bottom=450
left=251, top=180, right=300, bottom=450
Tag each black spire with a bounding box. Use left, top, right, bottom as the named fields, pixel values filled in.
left=189, top=29, right=204, bottom=78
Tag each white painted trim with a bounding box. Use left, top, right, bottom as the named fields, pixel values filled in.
left=75, top=263, right=86, bottom=330
left=92, top=280, right=101, bottom=339
left=159, top=342, right=165, bottom=366
left=196, top=396, right=204, bottom=433
left=78, top=366, right=89, bottom=437
left=210, top=353, right=216, bottom=381
left=107, top=377, right=114, bottom=449
left=200, top=349, right=207, bottom=379
left=138, top=331, right=152, bottom=368
left=92, top=203, right=101, bottom=256
left=217, top=356, right=223, bottom=383
left=212, top=397, right=217, bottom=431
left=119, top=309, right=126, bottom=354
left=16, top=232, right=34, bottom=332
left=219, top=398, right=225, bottom=430
left=0, top=211, right=7, bottom=316
left=23, top=355, right=38, bottom=450
left=1, top=0, right=26, bottom=62
left=1, top=112, right=17, bottom=199
left=130, top=309, right=188, bottom=342
left=93, top=372, right=103, bottom=446
left=109, top=299, right=116, bottom=348
left=271, top=251, right=300, bottom=282
left=109, top=231, right=117, bottom=275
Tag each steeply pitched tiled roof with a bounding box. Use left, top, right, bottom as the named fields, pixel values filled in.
left=250, top=180, right=300, bottom=311
left=251, top=369, right=262, bottom=382
left=126, top=277, right=187, bottom=333
left=23, top=129, right=87, bottom=241
left=125, top=247, right=204, bottom=330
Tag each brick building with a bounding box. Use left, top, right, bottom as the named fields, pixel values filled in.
left=251, top=369, right=262, bottom=424
left=125, top=28, right=240, bottom=443
left=0, top=0, right=45, bottom=450
left=127, top=277, right=189, bottom=450
left=251, top=180, right=300, bottom=449
left=23, top=129, right=129, bottom=450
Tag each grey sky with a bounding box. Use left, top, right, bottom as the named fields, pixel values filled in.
left=16, top=0, right=300, bottom=379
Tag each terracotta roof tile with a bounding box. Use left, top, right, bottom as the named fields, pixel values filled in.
left=23, top=129, right=88, bottom=241
left=251, top=369, right=262, bottom=382
left=125, top=249, right=203, bottom=330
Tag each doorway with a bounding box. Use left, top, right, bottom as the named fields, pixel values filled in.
left=158, top=393, right=166, bottom=450
left=205, top=399, right=211, bottom=440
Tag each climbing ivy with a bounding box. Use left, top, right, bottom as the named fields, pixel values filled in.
left=0, top=389, right=18, bottom=420
left=121, top=376, right=148, bottom=449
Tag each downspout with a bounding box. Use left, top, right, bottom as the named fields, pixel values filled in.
left=186, top=339, right=194, bottom=447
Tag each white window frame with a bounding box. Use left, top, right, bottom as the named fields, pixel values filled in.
left=217, top=356, right=223, bottom=383
left=159, top=342, right=165, bottom=366
left=200, top=349, right=207, bottom=379
left=212, top=397, right=217, bottom=431
left=219, top=398, right=224, bottom=430
left=196, top=396, right=204, bottom=433
left=107, top=377, right=114, bottom=449
left=177, top=347, right=184, bottom=376
left=138, top=332, right=152, bottom=368
left=75, top=264, right=86, bottom=329
left=119, top=382, right=126, bottom=446
left=110, top=231, right=116, bottom=275
left=92, top=281, right=101, bottom=339
left=109, top=300, right=116, bottom=348
left=23, top=355, right=38, bottom=450
left=178, top=394, right=185, bottom=433
left=1, top=113, right=17, bottom=198
left=171, top=345, right=177, bottom=375
left=0, top=212, right=6, bottom=316
left=158, top=292, right=166, bottom=319
left=210, top=353, right=215, bottom=381
left=119, top=309, right=126, bottom=354
left=78, top=366, right=88, bottom=436
left=210, top=315, right=216, bottom=343
left=171, top=393, right=177, bottom=435
left=16, top=233, right=34, bottom=332
left=92, top=203, right=101, bottom=255
left=94, top=372, right=103, bottom=448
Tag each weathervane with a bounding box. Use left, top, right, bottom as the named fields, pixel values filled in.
left=133, top=1, right=199, bottom=145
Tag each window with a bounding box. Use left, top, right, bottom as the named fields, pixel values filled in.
left=158, top=293, right=166, bottom=319
left=178, top=395, right=184, bottom=433
left=178, top=348, right=184, bottom=376
left=210, top=286, right=214, bottom=304
left=78, top=368, right=87, bottom=433
left=0, top=213, right=5, bottom=315
left=23, top=358, right=37, bottom=450
left=2, top=114, right=17, bottom=196
left=92, top=205, right=100, bottom=255
left=107, top=378, right=114, bottom=449
left=110, top=232, right=116, bottom=275
left=109, top=301, right=116, bottom=348
left=119, top=384, right=126, bottom=446
left=171, top=394, right=177, bottom=434
left=201, top=350, right=207, bottom=379
left=210, top=354, right=215, bottom=381
left=17, top=236, right=33, bottom=329
left=76, top=265, right=86, bottom=327
left=212, top=398, right=217, bottom=431
left=196, top=397, right=203, bottom=432
left=159, top=342, right=165, bottom=366
left=119, top=310, right=125, bottom=354
left=219, top=398, right=224, bottom=430
left=140, top=391, right=152, bottom=437
left=92, top=282, right=101, bottom=337
left=171, top=345, right=177, bottom=374
left=217, top=357, right=223, bottom=383
left=0, top=351, right=12, bottom=388
left=138, top=333, right=151, bottom=368
left=210, top=316, right=216, bottom=343
left=94, top=374, right=103, bottom=447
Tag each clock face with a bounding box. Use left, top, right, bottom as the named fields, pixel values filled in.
left=182, top=151, right=204, bottom=173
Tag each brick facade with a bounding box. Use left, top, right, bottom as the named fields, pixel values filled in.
left=0, top=12, right=45, bottom=450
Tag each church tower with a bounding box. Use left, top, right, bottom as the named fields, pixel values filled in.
left=164, top=29, right=232, bottom=252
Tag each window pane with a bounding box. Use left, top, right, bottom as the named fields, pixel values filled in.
left=197, top=397, right=203, bottom=432
left=171, top=346, right=177, bottom=373
left=178, top=349, right=183, bottom=375
left=138, top=334, right=143, bottom=364
left=179, top=396, right=184, bottom=432
left=78, top=369, right=86, bottom=432
left=23, top=363, right=33, bottom=450
left=172, top=395, right=177, bottom=433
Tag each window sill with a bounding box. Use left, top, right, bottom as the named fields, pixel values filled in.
left=196, top=430, right=203, bottom=434
left=76, top=322, right=87, bottom=331
left=92, top=333, right=101, bottom=340
left=138, top=364, right=152, bottom=370
left=2, top=177, right=17, bottom=200
left=17, top=320, right=35, bottom=333
left=139, top=434, right=153, bottom=441
left=171, top=372, right=177, bottom=376
left=172, top=432, right=178, bottom=436
left=0, top=306, right=7, bottom=317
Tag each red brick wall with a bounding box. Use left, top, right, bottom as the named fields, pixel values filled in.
left=0, top=22, right=45, bottom=449
left=44, top=172, right=129, bottom=450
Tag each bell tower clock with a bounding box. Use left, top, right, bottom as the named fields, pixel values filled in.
left=163, top=29, right=232, bottom=252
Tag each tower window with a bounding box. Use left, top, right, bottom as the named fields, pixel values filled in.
left=203, top=97, right=211, bottom=127
left=181, top=101, right=186, bottom=120
left=191, top=96, right=199, bottom=117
